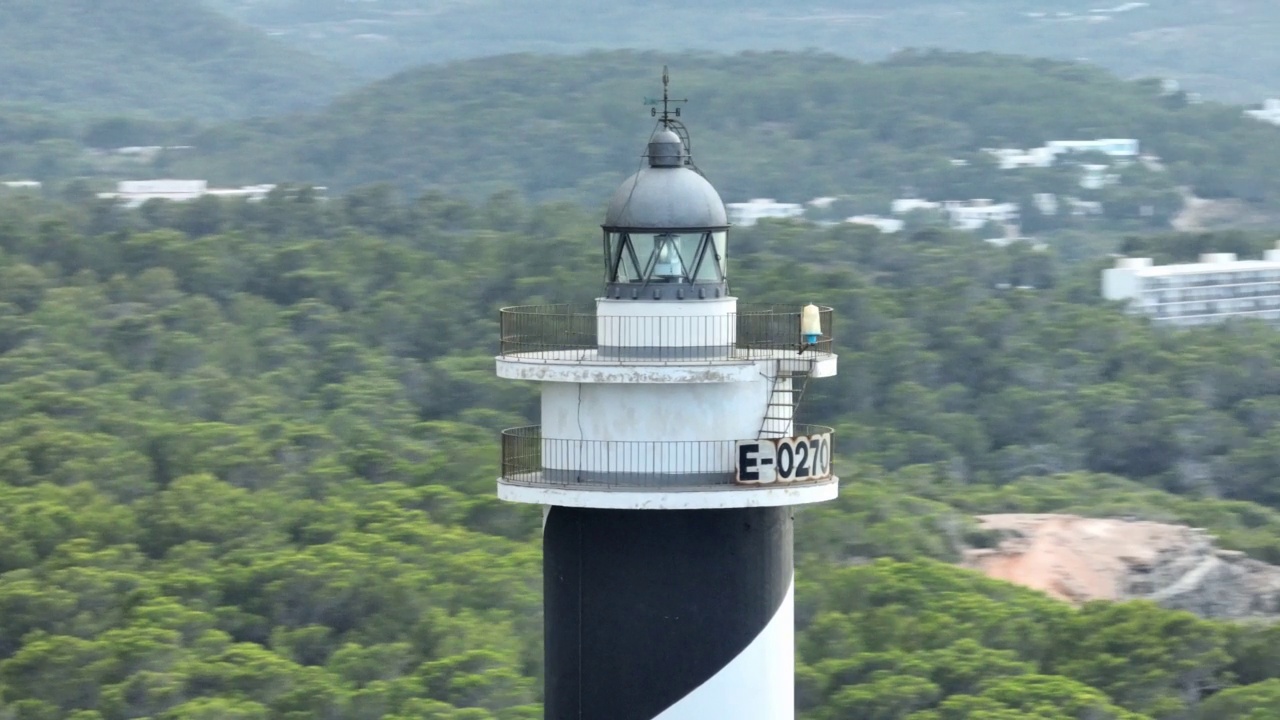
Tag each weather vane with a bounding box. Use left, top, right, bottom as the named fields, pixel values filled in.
left=644, top=66, right=687, bottom=127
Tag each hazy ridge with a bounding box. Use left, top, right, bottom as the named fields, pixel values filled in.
left=202, top=0, right=1280, bottom=102
left=0, top=0, right=355, bottom=118
left=167, top=50, right=1280, bottom=215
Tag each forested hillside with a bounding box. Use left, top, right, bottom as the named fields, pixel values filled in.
left=0, top=103, right=203, bottom=185
left=171, top=51, right=1280, bottom=217
left=202, top=0, right=1280, bottom=101
left=0, top=0, right=354, bottom=118
left=4, top=185, right=1280, bottom=717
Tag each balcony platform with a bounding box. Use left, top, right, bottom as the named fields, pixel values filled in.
left=497, top=475, right=839, bottom=510
left=496, top=349, right=837, bottom=384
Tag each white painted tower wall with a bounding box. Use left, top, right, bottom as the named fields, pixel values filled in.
left=597, top=296, right=739, bottom=349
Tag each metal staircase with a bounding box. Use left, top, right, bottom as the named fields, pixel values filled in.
left=758, top=360, right=814, bottom=439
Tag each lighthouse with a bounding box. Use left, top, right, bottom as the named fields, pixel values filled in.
left=495, top=70, right=839, bottom=720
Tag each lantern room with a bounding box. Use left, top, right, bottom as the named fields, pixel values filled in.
left=602, top=129, right=730, bottom=301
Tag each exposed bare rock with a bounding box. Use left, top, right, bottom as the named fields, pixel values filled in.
left=1172, top=186, right=1276, bottom=231
left=962, top=514, right=1280, bottom=619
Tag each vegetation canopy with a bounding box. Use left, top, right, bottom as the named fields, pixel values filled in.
left=0, top=184, right=1278, bottom=717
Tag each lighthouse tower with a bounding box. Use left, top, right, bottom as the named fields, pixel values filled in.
left=495, top=70, right=838, bottom=720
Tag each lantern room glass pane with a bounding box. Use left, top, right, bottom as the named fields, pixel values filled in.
left=640, top=233, right=690, bottom=282
left=693, top=232, right=723, bottom=282
left=617, top=238, right=643, bottom=282
left=606, top=230, right=726, bottom=284
left=603, top=231, right=617, bottom=279
left=678, top=234, right=701, bottom=274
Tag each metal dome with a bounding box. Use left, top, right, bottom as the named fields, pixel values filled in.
left=603, top=165, right=728, bottom=229
left=651, top=128, right=682, bottom=145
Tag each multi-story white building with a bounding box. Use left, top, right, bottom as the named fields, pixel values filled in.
left=1103, top=249, right=1280, bottom=326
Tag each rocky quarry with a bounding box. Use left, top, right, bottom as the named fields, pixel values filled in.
left=962, top=514, right=1280, bottom=619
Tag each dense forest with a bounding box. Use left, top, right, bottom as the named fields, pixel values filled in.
left=0, top=0, right=352, bottom=118
left=3, top=184, right=1280, bottom=717
left=201, top=0, right=1280, bottom=102
left=167, top=51, right=1275, bottom=220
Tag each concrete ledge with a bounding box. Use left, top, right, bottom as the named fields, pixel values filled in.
left=496, top=351, right=837, bottom=384
left=497, top=477, right=839, bottom=509
left=497, top=357, right=762, bottom=383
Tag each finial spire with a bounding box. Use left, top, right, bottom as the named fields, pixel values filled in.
left=645, top=65, right=687, bottom=128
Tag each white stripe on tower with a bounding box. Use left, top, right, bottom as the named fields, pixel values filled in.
left=654, top=577, right=795, bottom=720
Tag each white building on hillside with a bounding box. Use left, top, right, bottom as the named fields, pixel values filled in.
left=1104, top=248, right=1280, bottom=326
left=986, top=147, right=1058, bottom=169
left=845, top=215, right=903, bottom=233
left=725, top=198, right=805, bottom=227
left=1033, top=193, right=1059, bottom=216
left=985, top=236, right=1047, bottom=250
left=1080, top=164, right=1121, bottom=190
left=941, top=199, right=1020, bottom=231
left=1045, top=139, right=1140, bottom=157
left=109, top=179, right=208, bottom=202
left=986, top=138, right=1140, bottom=169
left=108, top=146, right=195, bottom=162
left=891, top=198, right=941, bottom=215
left=1245, top=99, right=1280, bottom=126
left=99, top=180, right=277, bottom=208
left=1065, top=197, right=1104, bottom=216
left=890, top=197, right=1019, bottom=232
left=206, top=184, right=279, bottom=200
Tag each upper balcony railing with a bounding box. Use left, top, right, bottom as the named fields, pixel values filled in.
left=499, top=304, right=834, bottom=361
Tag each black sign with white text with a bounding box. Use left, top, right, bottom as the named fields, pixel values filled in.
left=735, top=432, right=832, bottom=485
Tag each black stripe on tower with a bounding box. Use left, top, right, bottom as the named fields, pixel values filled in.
left=543, top=505, right=793, bottom=720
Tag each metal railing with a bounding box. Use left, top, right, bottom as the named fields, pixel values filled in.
left=498, top=304, right=834, bottom=361
left=500, top=425, right=835, bottom=489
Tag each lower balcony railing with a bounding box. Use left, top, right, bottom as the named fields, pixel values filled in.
left=500, top=425, right=835, bottom=489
